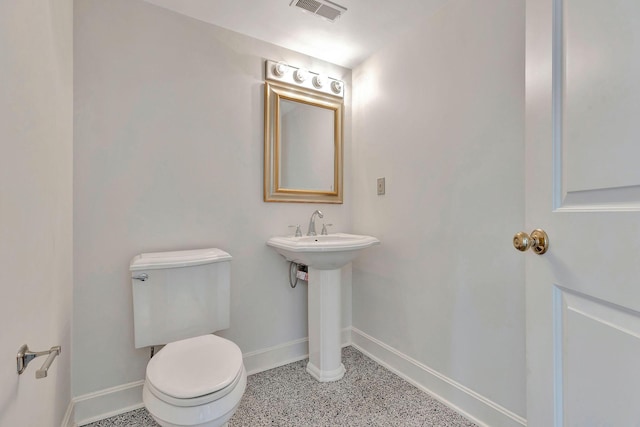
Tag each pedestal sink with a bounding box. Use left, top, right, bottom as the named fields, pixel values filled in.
left=267, top=233, right=380, bottom=381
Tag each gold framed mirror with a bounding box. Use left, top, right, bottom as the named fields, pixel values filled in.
left=264, top=80, right=343, bottom=203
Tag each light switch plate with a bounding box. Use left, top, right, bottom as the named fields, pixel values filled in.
left=377, top=177, right=385, bottom=195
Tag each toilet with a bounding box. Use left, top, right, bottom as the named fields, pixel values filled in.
left=130, top=248, right=246, bottom=427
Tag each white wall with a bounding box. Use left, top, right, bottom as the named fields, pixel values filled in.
left=0, top=0, right=73, bottom=425
left=351, top=0, right=526, bottom=421
left=73, top=0, right=352, bottom=399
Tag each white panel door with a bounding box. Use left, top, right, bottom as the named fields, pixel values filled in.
left=526, top=0, right=640, bottom=425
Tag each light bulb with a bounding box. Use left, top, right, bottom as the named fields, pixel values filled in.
left=330, top=80, right=343, bottom=94
left=294, top=69, right=308, bottom=83
left=312, top=75, right=325, bottom=89
left=272, top=62, right=287, bottom=77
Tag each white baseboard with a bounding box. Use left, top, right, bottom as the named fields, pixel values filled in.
left=350, top=327, right=527, bottom=427
left=244, top=328, right=352, bottom=375
left=61, top=400, right=74, bottom=427
left=242, top=337, right=309, bottom=375
left=70, top=329, right=352, bottom=425
left=72, top=380, right=145, bottom=426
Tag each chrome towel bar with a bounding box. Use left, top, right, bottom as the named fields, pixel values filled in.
left=16, top=344, right=61, bottom=379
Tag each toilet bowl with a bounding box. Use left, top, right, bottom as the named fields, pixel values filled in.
left=142, top=334, right=247, bottom=427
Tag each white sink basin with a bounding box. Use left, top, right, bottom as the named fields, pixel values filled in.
left=267, top=233, right=380, bottom=270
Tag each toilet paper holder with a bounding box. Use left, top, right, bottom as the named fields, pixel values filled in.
left=17, top=344, right=61, bottom=379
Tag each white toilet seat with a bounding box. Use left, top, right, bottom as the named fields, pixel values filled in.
left=143, top=334, right=247, bottom=427
left=147, top=334, right=243, bottom=399
left=146, top=366, right=243, bottom=407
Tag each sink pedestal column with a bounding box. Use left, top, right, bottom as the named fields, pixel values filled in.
left=306, top=267, right=345, bottom=382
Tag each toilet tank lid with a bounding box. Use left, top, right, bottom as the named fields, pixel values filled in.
left=130, top=248, right=231, bottom=271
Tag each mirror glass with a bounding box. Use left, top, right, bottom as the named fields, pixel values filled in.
left=264, top=81, right=343, bottom=203
left=279, top=99, right=335, bottom=191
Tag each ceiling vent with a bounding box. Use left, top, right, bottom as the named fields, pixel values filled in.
left=290, top=0, right=347, bottom=22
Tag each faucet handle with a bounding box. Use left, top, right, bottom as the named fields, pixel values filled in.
left=321, top=224, right=333, bottom=235
left=288, top=225, right=302, bottom=237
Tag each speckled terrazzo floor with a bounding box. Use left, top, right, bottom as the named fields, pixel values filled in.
left=83, top=346, right=477, bottom=427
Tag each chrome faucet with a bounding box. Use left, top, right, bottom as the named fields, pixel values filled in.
left=307, top=210, right=324, bottom=236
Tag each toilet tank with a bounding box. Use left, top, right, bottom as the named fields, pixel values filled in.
left=130, top=248, right=232, bottom=349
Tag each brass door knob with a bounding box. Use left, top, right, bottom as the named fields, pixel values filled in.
left=513, top=229, right=549, bottom=255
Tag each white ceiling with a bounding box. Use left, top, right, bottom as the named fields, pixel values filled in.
left=142, top=0, right=448, bottom=68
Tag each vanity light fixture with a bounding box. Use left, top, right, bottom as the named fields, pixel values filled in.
left=264, top=60, right=344, bottom=98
